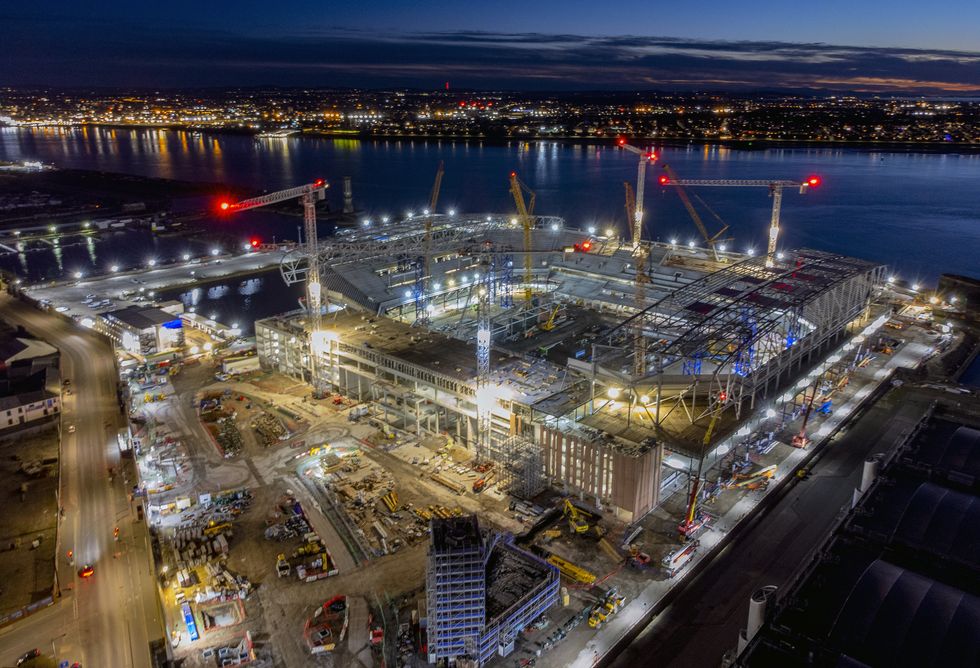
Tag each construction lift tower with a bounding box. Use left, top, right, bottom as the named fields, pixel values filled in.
left=219, top=179, right=330, bottom=397
left=659, top=171, right=821, bottom=268
left=508, top=172, right=536, bottom=306
left=616, top=137, right=658, bottom=249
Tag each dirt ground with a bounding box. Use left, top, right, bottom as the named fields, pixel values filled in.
left=0, top=428, right=60, bottom=617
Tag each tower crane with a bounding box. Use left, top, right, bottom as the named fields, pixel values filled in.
left=659, top=164, right=729, bottom=261
left=508, top=171, right=536, bottom=305
left=218, top=179, right=329, bottom=397
left=616, top=137, right=658, bottom=249
left=417, top=161, right=445, bottom=327
left=659, top=171, right=821, bottom=268
left=625, top=182, right=649, bottom=376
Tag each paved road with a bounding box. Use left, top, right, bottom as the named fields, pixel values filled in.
left=607, top=386, right=932, bottom=668
left=0, top=294, right=161, bottom=668
left=22, top=250, right=282, bottom=321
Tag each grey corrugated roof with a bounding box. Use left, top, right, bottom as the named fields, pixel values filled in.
left=892, top=482, right=980, bottom=567
left=830, top=559, right=980, bottom=668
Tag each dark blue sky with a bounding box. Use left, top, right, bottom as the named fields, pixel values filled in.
left=3, top=1, right=980, bottom=92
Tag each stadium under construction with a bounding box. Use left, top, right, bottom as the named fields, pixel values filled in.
left=256, top=210, right=885, bottom=521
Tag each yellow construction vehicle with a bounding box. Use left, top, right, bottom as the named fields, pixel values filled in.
left=540, top=305, right=561, bottom=331
left=563, top=499, right=590, bottom=534
left=541, top=528, right=562, bottom=541
left=588, top=604, right=609, bottom=628
left=204, top=522, right=231, bottom=537
left=546, top=554, right=596, bottom=585
left=276, top=553, right=290, bottom=578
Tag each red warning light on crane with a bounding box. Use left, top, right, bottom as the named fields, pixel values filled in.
left=249, top=238, right=260, bottom=248
left=718, top=391, right=728, bottom=403
left=313, top=178, right=325, bottom=187
left=510, top=171, right=517, bottom=178
left=617, top=137, right=626, bottom=146
left=806, top=175, right=821, bottom=187
left=219, top=201, right=231, bottom=211
left=659, top=175, right=670, bottom=185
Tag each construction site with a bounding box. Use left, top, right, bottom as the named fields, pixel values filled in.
left=77, top=147, right=964, bottom=668
left=253, top=157, right=882, bottom=525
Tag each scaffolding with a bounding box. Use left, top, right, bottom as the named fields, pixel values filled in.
left=491, top=435, right=546, bottom=500
left=426, top=516, right=486, bottom=664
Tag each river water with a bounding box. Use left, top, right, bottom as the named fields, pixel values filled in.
left=2, top=126, right=979, bottom=331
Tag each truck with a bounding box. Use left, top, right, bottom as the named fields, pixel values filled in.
left=662, top=540, right=700, bottom=578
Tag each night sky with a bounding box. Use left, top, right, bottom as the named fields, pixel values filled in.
left=2, top=0, right=980, bottom=92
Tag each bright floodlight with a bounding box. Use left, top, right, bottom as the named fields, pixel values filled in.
left=209, top=312, right=217, bottom=320
left=747, top=248, right=756, bottom=256
left=551, top=223, right=560, bottom=231
left=182, top=253, right=191, bottom=261
left=606, top=228, right=615, bottom=237
left=363, top=219, right=371, bottom=227
left=765, top=408, right=777, bottom=418
left=950, top=296, right=958, bottom=304
left=718, top=243, right=727, bottom=252
left=404, top=290, right=412, bottom=298
left=776, top=252, right=785, bottom=260
left=510, top=218, right=518, bottom=225
left=406, top=211, right=414, bottom=218
left=687, top=240, right=695, bottom=248
left=911, top=283, right=920, bottom=291
left=607, top=387, right=621, bottom=399
left=670, top=238, right=678, bottom=245
left=147, top=259, right=156, bottom=267
left=588, top=226, right=597, bottom=235
left=448, top=209, right=456, bottom=216
left=887, top=276, right=896, bottom=283
left=211, top=248, right=220, bottom=256
left=639, top=394, right=650, bottom=404
left=433, top=282, right=441, bottom=290
left=110, top=265, right=119, bottom=272
left=74, top=271, right=82, bottom=279
left=423, top=208, right=430, bottom=215
left=381, top=216, right=390, bottom=223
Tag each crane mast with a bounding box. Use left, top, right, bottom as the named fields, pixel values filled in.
left=625, top=182, right=649, bottom=377
left=508, top=172, right=536, bottom=305
left=616, top=138, right=657, bottom=249
left=659, top=174, right=820, bottom=268
left=219, top=179, right=329, bottom=397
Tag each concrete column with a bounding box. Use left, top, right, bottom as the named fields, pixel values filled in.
left=852, top=454, right=880, bottom=507
left=738, top=585, right=777, bottom=654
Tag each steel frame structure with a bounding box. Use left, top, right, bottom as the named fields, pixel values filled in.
left=590, top=249, right=885, bottom=444
left=279, top=214, right=564, bottom=287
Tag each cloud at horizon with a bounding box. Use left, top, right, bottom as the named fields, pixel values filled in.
left=3, top=20, right=980, bottom=94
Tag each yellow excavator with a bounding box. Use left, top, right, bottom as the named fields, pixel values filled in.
left=563, top=499, right=590, bottom=534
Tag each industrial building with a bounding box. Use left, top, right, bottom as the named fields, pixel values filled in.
left=737, top=406, right=980, bottom=667
left=256, top=211, right=884, bottom=521
left=425, top=515, right=559, bottom=666
left=99, top=303, right=185, bottom=356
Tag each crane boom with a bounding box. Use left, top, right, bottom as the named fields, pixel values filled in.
left=508, top=172, right=536, bottom=305
left=428, top=160, right=444, bottom=212
left=659, top=174, right=820, bottom=268
left=661, top=165, right=722, bottom=259
left=219, top=179, right=329, bottom=397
